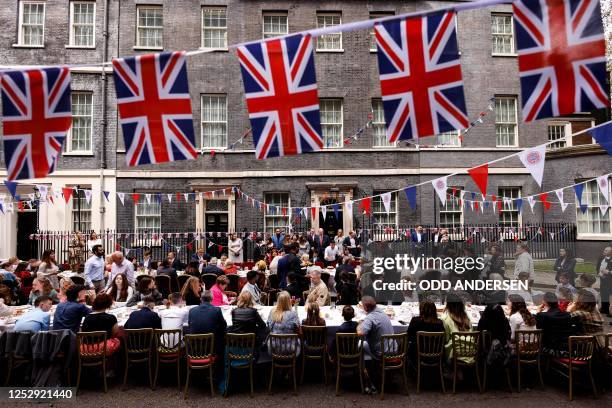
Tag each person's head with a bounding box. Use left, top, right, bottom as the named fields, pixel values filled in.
left=143, top=250, right=151, bottom=259
left=209, top=257, right=218, bottom=266
left=256, top=260, right=267, bottom=271
left=168, top=292, right=183, bottom=306
left=339, top=271, right=349, bottom=283
left=111, top=251, right=124, bottom=265
left=309, top=269, right=322, bottom=284
left=160, top=259, right=170, bottom=268
left=35, top=295, right=53, bottom=312
left=197, top=247, right=204, bottom=256
left=236, top=291, right=255, bottom=308
left=92, top=293, right=113, bottom=312
left=573, top=289, right=597, bottom=312
left=224, top=259, right=234, bottom=268
left=14, top=262, right=28, bottom=274
left=361, top=296, right=377, bottom=313
left=41, top=249, right=56, bottom=264
left=517, top=271, right=530, bottom=283
left=444, top=294, right=469, bottom=330
left=542, top=292, right=558, bottom=309
left=113, top=273, right=128, bottom=289
left=138, top=276, right=155, bottom=294
left=489, top=244, right=501, bottom=256
left=516, top=243, right=529, bottom=254
left=416, top=225, right=423, bottom=233
left=246, top=270, right=258, bottom=284
left=301, top=253, right=310, bottom=262
left=318, top=228, right=324, bottom=235
left=330, top=241, right=336, bottom=248
left=305, top=301, right=321, bottom=324
left=167, top=251, right=175, bottom=260
left=559, top=248, right=567, bottom=258
left=275, top=291, right=292, bottom=313
left=215, top=275, right=228, bottom=290
left=419, top=301, right=438, bottom=323
left=60, top=277, right=74, bottom=293
left=142, top=295, right=156, bottom=310
left=603, top=246, right=612, bottom=257
left=89, top=232, right=98, bottom=240
left=200, top=290, right=213, bottom=303
left=579, top=273, right=596, bottom=288
left=558, top=287, right=573, bottom=301
left=66, top=285, right=87, bottom=303
left=33, top=277, right=53, bottom=294
left=92, top=245, right=104, bottom=258
left=508, top=294, right=535, bottom=326
left=559, top=272, right=570, bottom=285
left=275, top=228, right=281, bottom=236
left=342, top=305, right=355, bottom=322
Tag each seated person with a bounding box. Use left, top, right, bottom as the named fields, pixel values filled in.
left=406, top=301, right=444, bottom=361
left=240, top=270, right=262, bottom=305
left=228, top=291, right=267, bottom=348
left=286, top=274, right=302, bottom=304
left=555, top=272, right=577, bottom=300
left=336, top=271, right=359, bottom=306
left=80, top=293, right=121, bottom=355
left=188, top=290, right=227, bottom=357
left=181, top=277, right=202, bottom=306
left=124, top=295, right=162, bottom=329
left=28, top=277, right=59, bottom=306
left=52, top=285, right=91, bottom=332
left=507, top=294, right=536, bottom=343
left=302, top=301, right=326, bottom=326
left=330, top=305, right=358, bottom=360
left=567, top=289, right=604, bottom=344
left=14, top=295, right=53, bottom=332
left=159, top=293, right=189, bottom=332
left=578, top=274, right=599, bottom=305
left=223, top=260, right=238, bottom=275
left=126, top=276, right=164, bottom=307
left=535, top=292, right=574, bottom=355
left=210, top=275, right=231, bottom=306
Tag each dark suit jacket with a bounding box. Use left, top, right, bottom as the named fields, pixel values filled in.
left=170, top=259, right=183, bottom=271
left=535, top=307, right=575, bottom=352
left=188, top=302, right=227, bottom=354
left=342, top=236, right=360, bottom=248
left=191, top=254, right=207, bottom=263
left=410, top=231, right=428, bottom=243
left=313, top=235, right=330, bottom=252
left=202, top=264, right=225, bottom=276
left=553, top=257, right=577, bottom=284
left=124, top=308, right=162, bottom=330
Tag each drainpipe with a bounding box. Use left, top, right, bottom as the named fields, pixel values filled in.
left=99, top=0, right=110, bottom=231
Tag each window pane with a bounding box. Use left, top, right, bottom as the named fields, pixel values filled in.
left=264, top=192, right=290, bottom=234
left=320, top=99, right=343, bottom=148
left=491, top=14, right=514, bottom=55
left=369, top=12, right=394, bottom=51
left=316, top=14, right=342, bottom=50
left=263, top=14, right=288, bottom=39
left=372, top=99, right=394, bottom=147
left=372, top=192, right=397, bottom=229
left=437, top=130, right=461, bottom=147
left=499, top=187, right=521, bottom=228
left=495, top=97, right=517, bottom=146
left=136, top=200, right=161, bottom=232
left=21, top=3, right=45, bottom=46
left=201, top=95, right=227, bottom=148
left=202, top=8, right=227, bottom=49
left=439, top=188, right=462, bottom=229
left=71, top=2, right=95, bottom=47
left=68, top=92, right=93, bottom=152
left=137, top=7, right=163, bottom=48
left=547, top=124, right=567, bottom=149
left=72, top=189, right=92, bottom=232
left=577, top=179, right=611, bottom=234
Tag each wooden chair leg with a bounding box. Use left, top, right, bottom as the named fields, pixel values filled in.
left=439, top=362, right=446, bottom=394
left=569, top=366, right=573, bottom=401
left=358, top=361, right=364, bottom=393
left=537, top=359, right=544, bottom=387
left=176, top=359, right=181, bottom=391
left=183, top=367, right=190, bottom=399
left=268, top=364, right=274, bottom=394
left=76, top=361, right=82, bottom=394
left=402, top=365, right=410, bottom=395
left=482, top=362, right=487, bottom=392
left=335, top=364, right=341, bottom=396
left=293, top=361, right=298, bottom=395
left=300, top=354, right=306, bottom=384
left=452, top=360, right=457, bottom=394
left=505, top=368, right=513, bottom=393
left=103, top=359, right=108, bottom=393
left=589, top=364, right=597, bottom=399
left=380, top=367, right=386, bottom=400
left=210, top=365, right=215, bottom=397
left=475, top=364, right=483, bottom=394
left=4, top=357, right=12, bottom=386
left=224, top=363, right=231, bottom=397
left=416, top=362, right=421, bottom=394
left=148, top=359, right=153, bottom=390
left=153, top=355, right=159, bottom=390
left=122, top=362, right=129, bottom=391
left=249, top=363, right=254, bottom=397
left=323, top=354, right=328, bottom=385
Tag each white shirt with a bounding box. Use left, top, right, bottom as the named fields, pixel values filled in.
left=159, top=306, right=189, bottom=331
left=514, top=252, right=534, bottom=280
left=106, top=259, right=135, bottom=288
left=324, top=245, right=339, bottom=261
left=509, top=311, right=535, bottom=341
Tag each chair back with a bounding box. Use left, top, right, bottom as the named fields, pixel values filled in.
left=136, top=274, right=148, bottom=285
left=177, top=274, right=190, bottom=291
left=243, top=262, right=255, bottom=270
left=451, top=331, right=480, bottom=360
left=77, top=331, right=107, bottom=359
left=301, top=325, right=327, bottom=354
left=184, top=334, right=215, bottom=361
left=124, top=328, right=153, bottom=356
left=226, top=333, right=256, bottom=363
left=314, top=261, right=325, bottom=268
left=71, top=276, right=85, bottom=286
left=381, top=333, right=407, bottom=367
left=335, top=333, right=363, bottom=362
left=320, top=272, right=331, bottom=286
left=568, top=336, right=595, bottom=363
left=201, top=273, right=218, bottom=290
left=155, top=275, right=172, bottom=297
left=268, top=274, right=280, bottom=289
left=417, top=331, right=445, bottom=359
left=154, top=328, right=182, bottom=353
left=516, top=329, right=542, bottom=361
left=226, top=274, right=240, bottom=293
left=269, top=333, right=299, bottom=360
left=605, top=334, right=612, bottom=362
left=21, top=275, right=35, bottom=288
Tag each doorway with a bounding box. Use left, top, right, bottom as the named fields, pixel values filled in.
left=205, top=213, right=228, bottom=258
left=17, top=210, right=38, bottom=260
left=318, top=198, right=343, bottom=238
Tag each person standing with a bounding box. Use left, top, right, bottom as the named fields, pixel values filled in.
left=271, top=228, right=285, bottom=251
left=553, top=248, right=577, bottom=287
left=513, top=243, right=534, bottom=282
left=37, top=249, right=60, bottom=290
left=313, top=228, right=330, bottom=254
left=228, top=233, right=243, bottom=263
left=597, top=246, right=612, bottom=316
left=84, top=245, right=106, bottom=292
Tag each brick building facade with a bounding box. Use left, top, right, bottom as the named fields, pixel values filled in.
left=0, top=0, right=610, bottom=260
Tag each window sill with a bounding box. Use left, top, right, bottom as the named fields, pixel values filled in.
left=12, top=44, right=44, bottom=49
left=316, top=49, right=344, bottom=53
left=133, top=46, right=164, bottom=51
left=492, top=53, right=517, bottom=57
left=201, top=148, right=227, bottom=152
left=198, top=47, right=228, bottom=52
left=576, top=233, right=612, bottom=241
left=63, top=151, right=94, bottom=156
left=65, top=45, right=96, bottom=50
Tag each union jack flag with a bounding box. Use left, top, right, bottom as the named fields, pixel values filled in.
left=374, top=11, right=468, bottom=142
left=513, top=0, right=608, bottom=121
left=112, top=51, right=197, bottom=167
left=1, top=67, right=71, bottom=180
left=237, top=33, right=323, bottom=159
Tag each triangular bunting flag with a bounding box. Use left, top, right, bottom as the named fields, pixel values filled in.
left=345, top=200, right=353, bottom=214
left=184, top=193, right=189, bottom=202
left=516, top=198, right=523, bottom=213
left=381, top=192, right=392, bottom=214
left=62, top=187, right=73, bottom=203
left=518, top=144, right=546, bottom=187
left=600, top=205, right=609, bottom=216
left=117, top=192, right=125, bottom=206
left=3, top=180, right=17, bottom=198
left=311, top=207, right=317, bottom=220
left=321, top=206, right=327, bottom=221
left=560, top=201, right=569, bottom=212
left=131, top=193, right=140, bottom=204
left=84, top=189, right=92, bottom=205
left=404, top=187, right=417, bottom=211
left=596, top=176, right=609, bottom=203
left=0, top=203, right=3, bottom=214
left=591, top=121, right=612, bottom=155
left=555, top=189, right=564, bottom=206
left=539, top=193, right=551, bottom=212
left=167, top=193, right=172, bottom=203
left=527, top=196, right=536, bottom=212
left=145, top=193, right=151, bottom=204
left=574, top=184, right=587, bottom=213
left=332, top=203, right=340, bottom=220
left=359, top=197, right=372, bottom=215
left=431, top=177, right=448, bottom=206
left=103, top=191, right=110, bottom=202
left=468, top=164, right=488, bottom=196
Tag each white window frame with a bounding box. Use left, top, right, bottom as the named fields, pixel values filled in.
left=200, top=94, right=228, bottom=150
left=201, top=6, right=227, bottom=50
left=439, top=188, right=464, bottom=229
left=262, top=12, right=288, bottom=39
left=71, top=188, right=93, bottom=232
left=491, top=13, right=516, bottom=56
left=371, top=98, right=396, bottom=148
left=135, top=5, right=163, bottom=50
left=16, top=1, right=45, bottom=47
left=495, top=96, right=519, bottom=147
left=320, top=98, right=343, bottom=149
left=68, top=1, right=96, bottom=48
left=498, top=187, right=522, bottom=229
left=134, top=196, right=162, bottom=234
left=546, top=122, right=572, bottom=150
left=576, top=178, right=612, bottom=238
left=316, top=12, right=343, bottom=52
left=436, top=130, right=462, bottom=147
left=66, top=91, right=94, bottom=154
left=369, top=12, right=394, bottom=52
left=264, top=192, right=290, bottom=234
left=372, top=191, right=398, bottom=231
